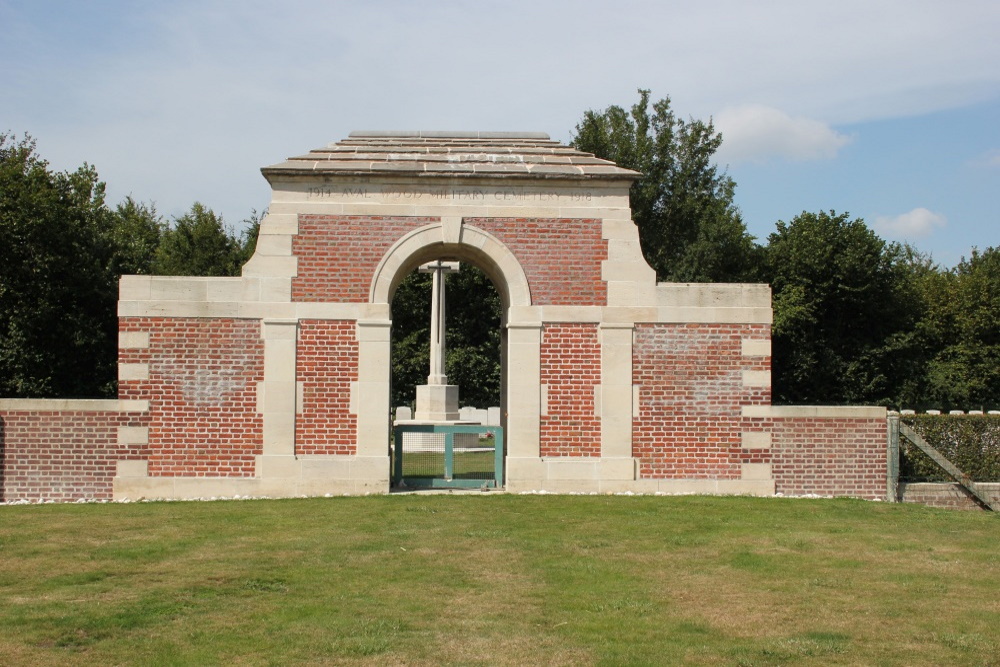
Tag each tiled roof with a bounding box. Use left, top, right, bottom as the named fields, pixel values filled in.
left=261, top=131, right=641, bottom=181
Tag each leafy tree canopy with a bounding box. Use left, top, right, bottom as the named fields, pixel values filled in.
left=0, top=134, right=259, bottom=398
left=0, top=133, right=118, bottom=396
left=912, top=247, right=1000, bottom=409
left=571, top=89, right=758, bottom=282
left=764, top=210, right=919, bottom=405
left=152, top=203, right=243, bottom=276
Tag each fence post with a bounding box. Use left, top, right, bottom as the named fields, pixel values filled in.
left=887, top=413, right=900, bottom=502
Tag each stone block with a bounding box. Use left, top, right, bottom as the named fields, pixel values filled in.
left=598, top=457, right=637, bottom=480
left=742, top=370, right=771, bottom=387
left=506, top=456, right=546, bottom=480
left=114, top=476, right=175, bottom=500
left=118, top=426, right=149, bottom=445
left=297, top=456, right=353, bottom=479
left=742, top=405, right=887, bottom=419
left=741, top=338, right=771, bottom=357
left=600, top=479, right=659, bottom=494
left=262, top=412, right=296, bottom=455
left=118, top=331, right=150, bottom=349
left=606, top=281, right=639, bottom=307
left=253, top=233, right=292, bottom=256
left=414, top=384, right=460, bottom=421
left=545, top=458, right=600, bottom=480
left=118, top=363, right=148, bottom=381
left=349, top=455, right=392, bottom=480
left=172, top=477, right=248, bottom=499
left=241, top=255, right=298, bottom=278
left=741, top=463, right=773, bottom=481
left=261, top=381, right=296, bottom=414
left=119, top=275, right=152, bottom=300
left=256, top=455, right=301, bottom=478
left=741, top=432, right=772, bottom=449
left=115, top=460, right=148, bottom=477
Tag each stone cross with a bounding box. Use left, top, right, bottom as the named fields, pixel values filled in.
left=419, top=260, right=460, bottom=385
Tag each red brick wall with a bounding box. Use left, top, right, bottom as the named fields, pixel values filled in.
left=296, top=320, right=358, bottom=455
left=118, top=318, right=152, bottom=402
left=540, top=324, right=601, bottom=456
left=0, top=408, right=148, bottom=501
left=632, top=323, right=771, bottom=478
left=764, top=416, right=887, bottom=499
left=292, top=215, right=436, bottom=302
left=899, top=482, right=1000, bottom=510
left=468, top=218, right=607, bottom=305
left=292, top=215, right=607, bottom=306
left=119, top=317, right=264, bottom=477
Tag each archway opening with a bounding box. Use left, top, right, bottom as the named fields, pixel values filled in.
left=390, top=258, right=505, bottom=488
left=390, top=261, right=503, bottom=418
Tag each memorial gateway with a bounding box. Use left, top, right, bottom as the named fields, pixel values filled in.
left=0, top=132, right=887, bottom=501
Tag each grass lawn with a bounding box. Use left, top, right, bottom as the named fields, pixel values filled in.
left=1, top=494, right=998, bottom=666
left=397, top=450, right=496, bottom=480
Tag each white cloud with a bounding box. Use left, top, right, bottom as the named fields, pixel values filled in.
left=974, top=149, right=1000, bottom=167
left=713, top=105, right=853, bottom=164
left=874, top=208, right=948, bottom=239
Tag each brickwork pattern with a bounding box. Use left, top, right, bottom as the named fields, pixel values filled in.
left=296, top=320, right=359, bottom=455
left=118, top=317, right=153, bottom=401
left=0, top=410, right=148, bottom=501
left=468, top=218, right=607, bottom=305
left=119, top=317, right=264, bottom=477
left=633, top=323, right=771, bottom=478
left=292, top=215, right=437, bottom=302
left=761, top=417, right=886, bottom=499
left=899, top=482, right=1000, bottom=511
left=539, top=324, right=601, bottom=456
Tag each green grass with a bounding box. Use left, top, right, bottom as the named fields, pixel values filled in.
left=1, top=495, right=998, bottom=666
left=398, top=450, right=496, bottom=479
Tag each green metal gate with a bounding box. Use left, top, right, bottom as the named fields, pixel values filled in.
left=392, top=424, right=504, bottom=489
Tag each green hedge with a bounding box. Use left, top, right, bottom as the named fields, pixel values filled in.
left=900, top=415, right=1000, bottom=482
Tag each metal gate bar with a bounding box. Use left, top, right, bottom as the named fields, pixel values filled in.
left=393, top=424, right=504, bottom=489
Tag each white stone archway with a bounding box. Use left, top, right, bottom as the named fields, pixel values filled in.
left=355, top=219, right=542, bottom=475
left=369, top=219, right=532, bottom=309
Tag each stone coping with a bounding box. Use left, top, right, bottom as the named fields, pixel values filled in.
left=0, top=399, right=149, bottom=412
left=348, top=131, right=552, bottom=140
left=742, top=405, right=887, bottom=419
left=263, top=131, right=641, bottom=181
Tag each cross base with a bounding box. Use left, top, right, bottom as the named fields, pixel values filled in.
left=413, top=384, right=460, bottom=422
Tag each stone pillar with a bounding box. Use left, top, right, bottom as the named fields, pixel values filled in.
left=599, top=322, right=634, bottom=458
left=505, top=322, right=542, bottom=459
left=260, top=319, right=298, bottom=457
left=355, top=319, right=392, bottom=457
left=599, top=322, right=637, bottom=481
left=413, top=260, right=461, bottom=422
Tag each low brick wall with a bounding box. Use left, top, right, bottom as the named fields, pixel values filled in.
left=0, top=399, right=148, bottom=502
left=899, top=482, right=1000, bottom=511
left=745, top=406, right=888, bottom=500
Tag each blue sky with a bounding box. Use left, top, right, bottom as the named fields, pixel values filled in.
left=3, top=0, right=998, bottom=267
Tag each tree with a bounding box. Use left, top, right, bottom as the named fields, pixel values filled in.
left=0, top=133, right=119, bottom=397
left=914, top=247, right=1000, bottom=409
left=236, top=208, right=264, bottom=267
left=107, top=197, right=164, bottom=276
left=763, top=210, right=918, bottom=405
left=391, top=271, right=432, bottom=409
left=571, top=89, right=758, bottom=282
left=0, top=133, right=270, bottom=398
left=442, top=265, right=502, bottom=408
left=152, top=203, right=242, bottom=276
